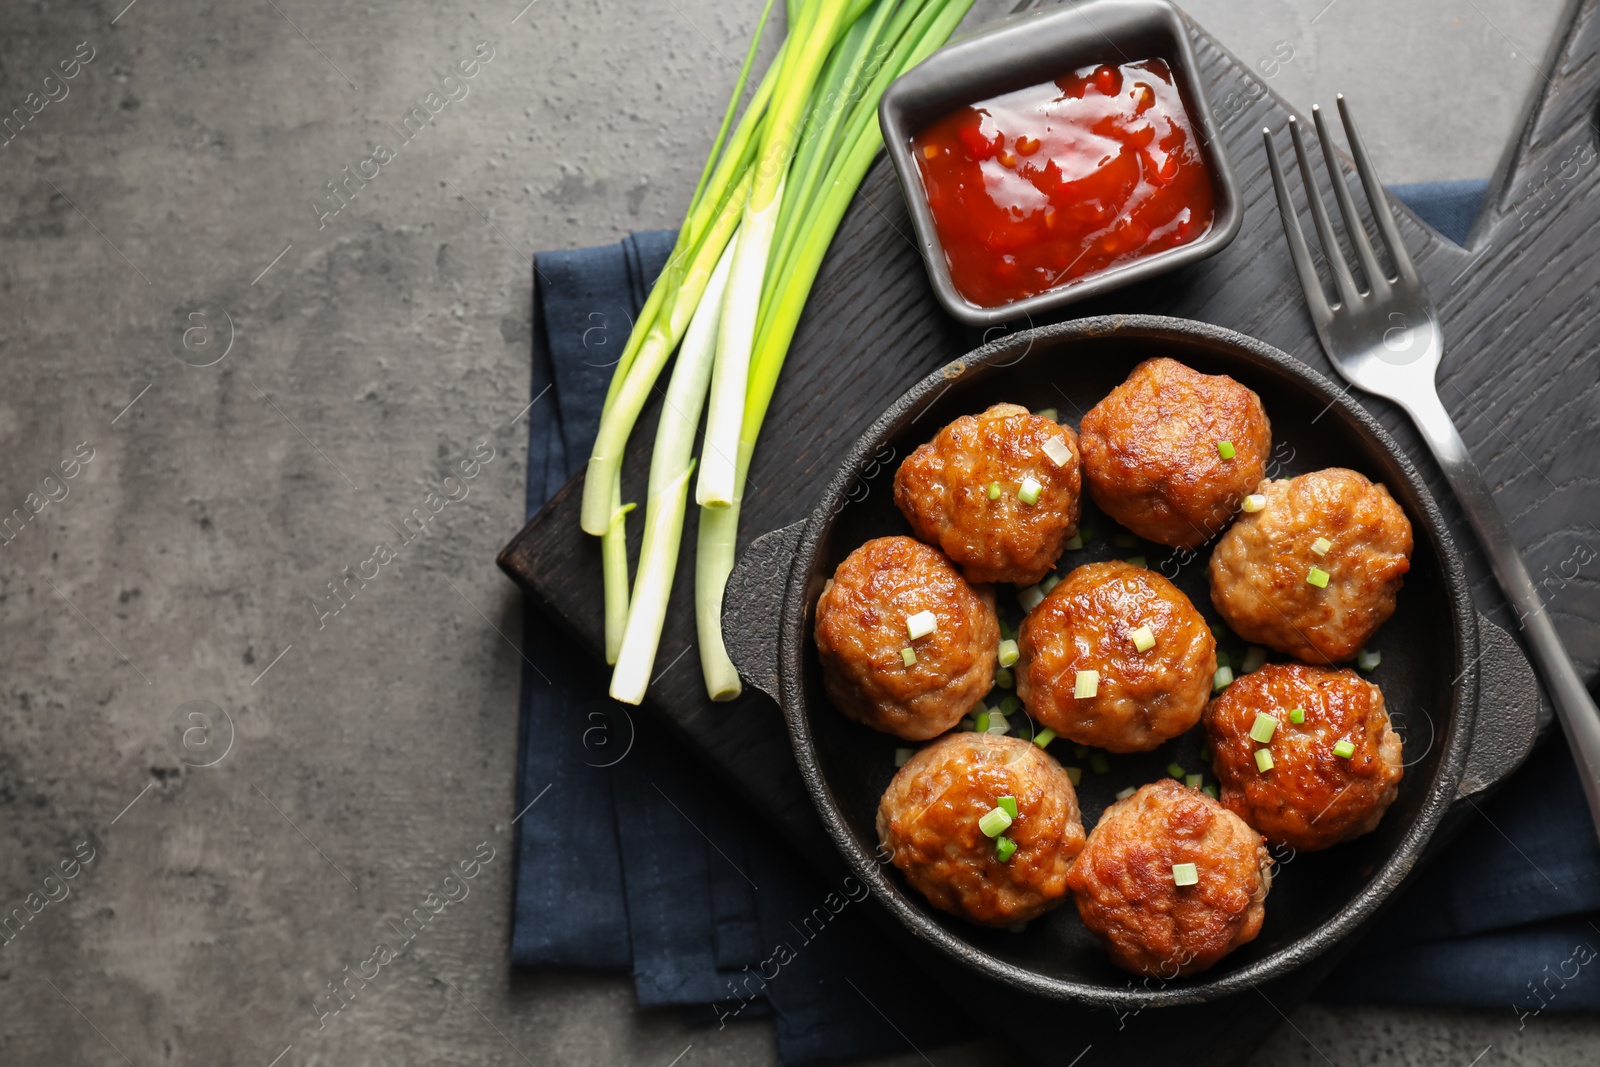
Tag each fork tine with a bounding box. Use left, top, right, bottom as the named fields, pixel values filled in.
left=1263, top=126, right=1333, bottom=325
left=1311, top=104, right=1386, bottom=294
left=1336, top=94, right=1417, bottom=282
left=1288, top=115, right=1361, bottom=308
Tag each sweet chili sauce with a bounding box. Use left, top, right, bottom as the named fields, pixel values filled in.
left=911, top=58, right=1214, bottom=309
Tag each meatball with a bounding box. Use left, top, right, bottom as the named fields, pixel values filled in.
left=1208, top=467, right=1413, bottom=663
left=815, top=536, right=999, bottom=740
left=1067, top=779, right=1271, bottom=977
left=877, top=732, right=1085, bottom=926
left=1204, top=663, right=1403, bottom=851
left=893, top=403, right=1082, bottom=585
left=1015, top=561, right=1216, bottom=753
left=1078, top=358, right=1272, bottom=548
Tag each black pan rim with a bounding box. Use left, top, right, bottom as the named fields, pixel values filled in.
left=776, top=313, right=1478, bottom=1008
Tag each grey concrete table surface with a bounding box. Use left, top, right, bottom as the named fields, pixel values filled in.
left=0, top=1, right=1594, bottom=1066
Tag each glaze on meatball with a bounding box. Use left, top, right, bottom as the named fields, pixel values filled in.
left=1078, top=358, right=1272, bottom=548
left=1066, top=779, right=1271, bottom=977
left=1208, top=467, right=1413, bottom=663
left=1015, top=561, right=1216, bottom=753
left=815, top=536, right=999, bottom=740
left=877, top=732, right=1085, bottom=926
left=894, top=403, right=1082, bottom=586
left=1204, top=663, right=1403, bottom=851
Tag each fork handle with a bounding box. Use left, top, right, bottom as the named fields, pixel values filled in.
left=1400, top=388, right=1600, bottom=835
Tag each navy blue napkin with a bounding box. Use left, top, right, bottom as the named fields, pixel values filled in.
left=1389, top=180, right=1490, bottom=246
left=513, top=232, right=978, bottom=1065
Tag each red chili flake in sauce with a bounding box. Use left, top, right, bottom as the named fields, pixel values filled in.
left=912, top=59, right=1214, bottom=309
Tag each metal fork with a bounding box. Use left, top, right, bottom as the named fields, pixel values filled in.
left=1265, top=96, right=1600, bottom=835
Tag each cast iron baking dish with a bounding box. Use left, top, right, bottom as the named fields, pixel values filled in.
left=722, top=316, right=1535, bottom=1008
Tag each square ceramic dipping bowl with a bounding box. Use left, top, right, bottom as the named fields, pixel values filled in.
left=878, top=0, right=1242, bottom=327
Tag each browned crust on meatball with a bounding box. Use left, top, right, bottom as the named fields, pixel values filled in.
left=1066, top=779, right=1271, bottom=977
left=815, top=536, right=999, bottom=740
left=1078, top=358, right=1272, bottom=548
left=877, top=732, right=1085, bottom=926
left=1015, top=561, right=1217, bottom=753
left=894, top=403, right=1082, bottom=585
left=1204, top=663, right=1403, bottom=851
left=1208, top=467, right=1413, bottom=663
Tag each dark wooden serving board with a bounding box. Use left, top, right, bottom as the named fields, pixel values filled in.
left=501, top=0, right=1600, bottom=1060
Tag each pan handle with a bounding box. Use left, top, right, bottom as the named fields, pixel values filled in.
left=721, top=519, right=807, bottom=702
left=1458, top=612, right=1548, bottom=797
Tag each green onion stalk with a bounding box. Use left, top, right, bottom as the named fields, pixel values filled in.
left=696, top=0, right=857, bottom=510
left=614, top=0, right=897, bottom=690
left=591, top=0, right=977, bottom=699
left=608, top=243, right=735, bottom=702
left=696, top=0, right=977, bottom=699
left=586, top=0, right=782, bottom=661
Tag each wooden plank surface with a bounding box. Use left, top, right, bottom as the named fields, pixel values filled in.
left=499, top=0, right=1600, bottom=1056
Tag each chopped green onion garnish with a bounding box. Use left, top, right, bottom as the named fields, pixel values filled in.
left=1129, top=624, right=1156, bottom=652
left=1172, top=862, right=1199, bottom=886
left=1018, top=585, right=1045, bottom=612
left=894, top=748, right=912, bottom=767
left=1018, top=477, right=1043, bottom=505
left=1033, top=407, right=1058, bottom=422
left=1185, top=773, right=1203, bottom=789
left=906, top=610, right=938, bottom=640
left=1202, top=783, right=1219, bottom=799
left=1255, top=748, right=1275, bottom=772
left=995, top=835, right=1018, bottom=862
left=998, top=638, right=1020, bottom=668
left=1090, top=752, right=1111, bottom=774
left=1115, top=786, right=1137, bottom=800
left=901, top=647, right=917, bottom=668
left=1249, top=713, right=1278, bottom=744
left=1241, top=493, right=1266, bottom=513
left=1072, top=743, right=1090, bottom=758
left=999, top=619, right=1017, bottom=640
left=1064, top=532, right=1085, bottom=551
left=1214, top=649, right=1231, bottom=670
left=1167, top=762, right=1186, bottom=779
left=1241, top=646, right=1268, bottom=673
left=1034, top=728, right=1057, bottom=749
left=995, top=666, right=1014, bottom=689
left=987, top=481, right=1002, bottom=501
left=1125, top=555, right=1147, bottom=569
left=1114, top=532, right=1137, bottom=549
left=986, top=711, right=1010, bottom=736
left=1214, top=666, right=1234, bottom=691
left=1042, top=437, right=1074, bottom=467
left=1311, top=536, right=1332, bottom=557
left=999, top=696, right=1021, bottom=716
left=1065, top=765, right=1082, bottom=785
left=1216, top=440, right=1236, bottom=459
left=1357, top=648, right=1382, bottom=672
left=1306, top=566, right=1330, bottom=589
left=1079, top=527, right=1095, bottom=543
left=1209, top=622, right=1228, bottom=640
left=1333, top=738, right=1356, bottom=759
left=1200, top=744, right=1213, bottom=763
left=1289, top=707, right=1306, bottom=724
left=979, top=806, right=1013, bottom=838
left=998, top=796, right=1018, bottom=819
left=1040, top=574, right=1061, bottom=594
left=1074, top=670, right=1100, bottom=699
left=974, top=710, right=990, bottom=733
